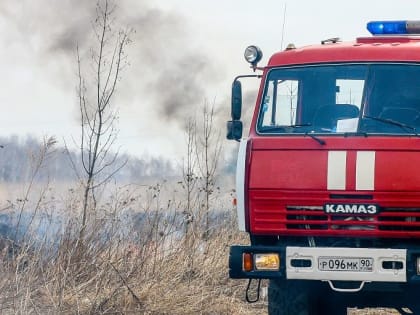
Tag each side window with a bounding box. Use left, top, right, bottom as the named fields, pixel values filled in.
left=261, top=80, right=299, bottom=127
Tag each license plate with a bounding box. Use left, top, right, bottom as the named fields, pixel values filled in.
left=318, top=257, right=373, bottom=272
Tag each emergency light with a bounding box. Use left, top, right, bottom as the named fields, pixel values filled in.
left=367, top=20, right=420, bottom=35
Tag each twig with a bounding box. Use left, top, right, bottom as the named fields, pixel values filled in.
left=108, top=261, right=142, bottom=305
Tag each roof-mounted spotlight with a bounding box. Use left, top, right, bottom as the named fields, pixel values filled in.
left=244, top=45, right=263, bottom=71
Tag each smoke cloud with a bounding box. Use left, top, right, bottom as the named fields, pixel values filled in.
left=121, top=3, right=222, bottom=125
left=0, top=1, right=95, bottom=52
left=0, top=0, right=228, bottom=153
left=8, top=0, right=223, bottom=127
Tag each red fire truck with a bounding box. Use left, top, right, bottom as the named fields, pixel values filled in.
left=227, top=21, right=420, bottom=314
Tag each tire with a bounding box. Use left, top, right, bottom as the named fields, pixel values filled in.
left=268, top=280, right=315, bottom=315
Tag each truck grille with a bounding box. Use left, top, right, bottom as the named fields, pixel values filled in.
left=283, top=206, right=420, bottom=237
left=250, top=190, right=420, bottom=238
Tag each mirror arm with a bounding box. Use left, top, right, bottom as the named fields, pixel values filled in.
left=233, top=74, right=262, bottom=82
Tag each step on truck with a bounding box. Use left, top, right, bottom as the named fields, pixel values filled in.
left=227, top=20, right=420, bottom=314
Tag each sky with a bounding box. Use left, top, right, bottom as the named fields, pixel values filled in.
left=1, top=0, right=420, bottom=159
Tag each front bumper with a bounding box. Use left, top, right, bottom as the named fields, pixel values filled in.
left=229, top=245, right=420, bottom=284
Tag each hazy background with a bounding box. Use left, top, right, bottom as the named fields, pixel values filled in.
left=1, top=0, right=420, bottom=159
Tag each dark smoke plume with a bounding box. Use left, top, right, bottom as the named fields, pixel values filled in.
left=0, top=0, right=224, bottom=129
left=122, top=4, right=222, bottom=125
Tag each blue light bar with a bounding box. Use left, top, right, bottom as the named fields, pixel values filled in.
left=367, top=21, right=407, bottom=35
left=367, top=20, right=420, bottom=35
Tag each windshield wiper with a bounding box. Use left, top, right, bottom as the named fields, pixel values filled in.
left=261, top=123, right=312, bottom=132
left=260, top=124, right=325, bottom=144
left=363, top=115, right=418, bottom=134
left=305, top=132, right=326, bottom=145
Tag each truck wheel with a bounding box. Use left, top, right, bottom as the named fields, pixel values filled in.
left=268, top=280, right=319, bottom=315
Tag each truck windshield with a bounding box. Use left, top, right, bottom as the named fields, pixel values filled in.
left=257, top=63, right=420, bottom=135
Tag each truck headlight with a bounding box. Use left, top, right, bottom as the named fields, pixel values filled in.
left=255, top=253, right=280, bottom=271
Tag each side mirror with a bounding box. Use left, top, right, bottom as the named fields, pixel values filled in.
left=227, top=120, right=243, bottom=140
left=231, top=80, right=242, bottom=120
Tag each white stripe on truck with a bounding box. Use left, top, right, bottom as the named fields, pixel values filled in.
left=327, top=151, right=347, bottom=190
left=236, top=139, right=247, bottom=231
left=356, top=151, right=375, bottom=190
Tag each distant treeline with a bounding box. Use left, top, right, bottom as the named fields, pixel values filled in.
left=0, top=135, right=176, bottom=182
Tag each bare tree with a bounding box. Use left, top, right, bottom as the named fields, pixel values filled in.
left=76, top=0, right=131, bottom=237
left=180, top=118, right=199, bottom=279
left=196, top=101, right=222, bottom=238
left=182, top=118, right=198, bottom=236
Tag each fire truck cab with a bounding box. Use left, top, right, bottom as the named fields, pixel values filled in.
left=228, top=21, right=420, bottom=314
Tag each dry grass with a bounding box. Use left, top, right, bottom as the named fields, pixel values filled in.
left=348, top=309, right=401, bottom=314
left=0, top=180, right=271, bottom=314
left=0, top=224, right=266, bottom=314
left=0, top=181, right=409, bottom=315
left=0, top=211, right=404, bottom=315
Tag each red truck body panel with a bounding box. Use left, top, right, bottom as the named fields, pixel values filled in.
left=245, top=36, right=420, bottom=239
left=248, top=137, right=420, bottom=238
